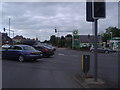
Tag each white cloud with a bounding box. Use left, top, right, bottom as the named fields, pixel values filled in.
left=1, top=2, right=118, bottom=41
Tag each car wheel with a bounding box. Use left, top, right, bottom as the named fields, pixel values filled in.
left=44, top=55, right=50, bottom=58
left=105, top=50, right=109, bottom=54
left=18, top=55, right=24, bottom=62
left=33, top=59, right=37, bottom=61
left=91, top=50, right=94, bottom=53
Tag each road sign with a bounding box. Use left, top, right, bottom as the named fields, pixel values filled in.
left=3, top=28, right=5, bottom=32
left=86, top=0, right=106, bottom=21
left=86, top=1, right=94, bottom=22
left=92, top=0, right=106, bottom=19
left=73, top=35, right=79, bottom=49
left=86, top=0, right=106, bottom=82
left=55, top=27, right=57, bottom=33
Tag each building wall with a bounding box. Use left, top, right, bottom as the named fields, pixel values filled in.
left=2, top=33, right=13, bottom=45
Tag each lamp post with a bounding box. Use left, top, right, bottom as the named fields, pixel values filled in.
left=110, top=32, right=112, bottom=40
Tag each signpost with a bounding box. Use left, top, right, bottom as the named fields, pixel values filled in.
left=86, top=0, right=106, bottom=82
left=86, top=0, right=94, bottom=22
left=72, top=30, right=79, bottom=49
left=74, top=35, right=79, bottom=49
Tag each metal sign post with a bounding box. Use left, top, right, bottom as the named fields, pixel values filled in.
left=72, top=30, right=78, bottom=49
left=94, top=19, right=98, bottom=82
left=86, top=0, right=106, bottom=82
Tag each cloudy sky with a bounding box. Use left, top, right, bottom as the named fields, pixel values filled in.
left=1, top=2, right=118, bottom=41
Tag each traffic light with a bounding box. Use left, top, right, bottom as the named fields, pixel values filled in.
left=3, top=28, right=5, bottom=32
left=55, top=28, right=57, bottom=33
left=93, top=0, right=106, bottom=19
left=86, top=1, right=94, bottom=22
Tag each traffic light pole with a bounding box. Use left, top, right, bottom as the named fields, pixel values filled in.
left=9, top=18, right=11, bottom=37
left=4, top=28, right=14, bottom=38
left=94, top=19, right=98, bottom=82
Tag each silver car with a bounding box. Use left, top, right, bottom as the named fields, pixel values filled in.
left=90, top=46, right=114, bottom=53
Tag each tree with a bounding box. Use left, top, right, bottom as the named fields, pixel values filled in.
left=59, top=36, right=66, bottom=47
left=65, top=34, right=72, bottom=48
left=102, top=27, right=120, bottom=42
left=43, top=40, right=50, bottom=43
left=50, top=35, right=57, bottom=46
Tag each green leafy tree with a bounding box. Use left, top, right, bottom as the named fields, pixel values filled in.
left=59, top=36, right=66, bottom=48
left=102, top=27, right=120, bottom=42
left=65, top=34, right=72, bottom=48
left=50, top=35, right=57, bottom=46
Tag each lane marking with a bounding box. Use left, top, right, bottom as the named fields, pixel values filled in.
left=58, top=53, right=79, bottom=57
left=58, top=53, right=65, bottom=56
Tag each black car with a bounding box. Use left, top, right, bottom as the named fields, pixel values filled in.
left=33, top=45, right=54, bottom=57
left=44, top=44, right=56, bottom=51
left=22, top=40, right=54, bottom=57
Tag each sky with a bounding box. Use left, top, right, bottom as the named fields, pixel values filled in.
left=1, top=2, right=118, bottom=41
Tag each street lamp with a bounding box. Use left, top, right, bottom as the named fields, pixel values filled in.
left=110, top=32, right=112, bottom=40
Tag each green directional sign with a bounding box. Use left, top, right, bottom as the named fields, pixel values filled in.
left=73, top=35, right=79, bottom=49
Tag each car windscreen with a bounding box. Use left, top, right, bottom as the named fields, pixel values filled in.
left=22, top=46, right=35, bottom=50
left=43, top=45, right=51, bottom=49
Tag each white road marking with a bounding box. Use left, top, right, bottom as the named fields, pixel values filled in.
left=58, top=53, right=79, bottom=57
left=58, top=53, right=65, bottom=56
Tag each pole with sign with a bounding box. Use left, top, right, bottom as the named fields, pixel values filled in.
left=72, top=30, right=78, bottom=49
left=86, top=0, right=106, bottom=82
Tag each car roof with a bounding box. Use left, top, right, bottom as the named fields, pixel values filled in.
left=13, top=45, right=31, bottom=47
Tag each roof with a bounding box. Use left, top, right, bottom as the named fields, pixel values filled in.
left=13, top=35, right=24, bottom=40
left=22, top=40, right=38, bottom=46
left=111, top=37, right=120, bottom=40
left=78, top=35, right=101, bottom=43
left=14, top=45, right=30, bottom=47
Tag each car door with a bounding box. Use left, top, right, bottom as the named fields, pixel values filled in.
left=6, top=46, right=22, bottom=59
left=98, top=47, right=104, bottom=52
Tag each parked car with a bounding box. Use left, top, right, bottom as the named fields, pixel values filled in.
left=22, top=40, right=41, bottom=46
left=2, top=44, right=11, bottom=49
left=33, top=45, right=54, bottom=57
left=1, top=45, right=43, bottom=62
left=22, top=40, right=55, bottom=57
left=90, top=46, right=114, bottom=53
left=44, top=44, right=56, bottom=51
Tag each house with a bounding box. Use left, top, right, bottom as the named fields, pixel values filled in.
left=78, top=35, right=102, bottom=44
left=13, top=35, right=26, bottom=43
left=78, top=35, right=102, bottom=48
left=0, top=32, right=13, bottom=45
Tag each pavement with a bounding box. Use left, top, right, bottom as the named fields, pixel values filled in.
left=73, top=74, right=117, bottom=88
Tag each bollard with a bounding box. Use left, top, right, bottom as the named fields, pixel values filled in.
left=82, top=55, right=90, bottom=77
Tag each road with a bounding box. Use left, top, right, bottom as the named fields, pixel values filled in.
left=2, top=48, right=118, bottom=88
